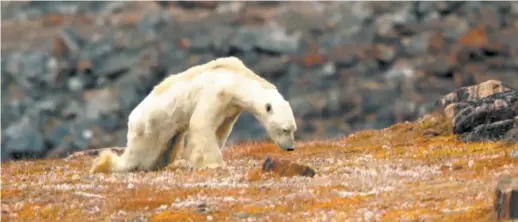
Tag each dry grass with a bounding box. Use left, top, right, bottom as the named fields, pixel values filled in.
left=2, top=113, right=517, bottom=221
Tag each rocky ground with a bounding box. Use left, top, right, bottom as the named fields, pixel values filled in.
left=3, top=1, right=518, bottom=161
left=2, top=112, right=518, bottom=221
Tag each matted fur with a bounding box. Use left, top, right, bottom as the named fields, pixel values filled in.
left=152, top=57, right=277, bottom=95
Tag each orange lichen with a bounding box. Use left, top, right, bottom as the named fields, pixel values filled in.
left=2, top=113, right=517, bottom=221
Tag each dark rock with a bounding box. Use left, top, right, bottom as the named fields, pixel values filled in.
left=494, top=176, right=518, bottom=220
left=436, top=1, right=465, bottom=15
left=262, top=157, right=316, bottom=177
left=452, top=90, right=518, bottom=135
left=459, top=119, right=515, bottom=142
left=438, top=80, right=518, bottom=142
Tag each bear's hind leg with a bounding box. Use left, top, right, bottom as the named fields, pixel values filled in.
left=156, top=131, right=186, bottom=169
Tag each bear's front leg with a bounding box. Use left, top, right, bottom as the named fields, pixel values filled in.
left=186, top=128, right=225, bottom=169
left=216, top=111, right=241, bottom=148
left=186, top=89, right=230, bottom=169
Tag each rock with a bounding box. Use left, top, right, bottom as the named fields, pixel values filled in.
left=436, top=1, right=465, bottom=15
left=423, top=55, right=455, bottom=78
left=82, top=88, right=120, bottom=120
left=45, top=122, right=71, bottom=147
left=494, top=176, right=518, bottom=220
left=326, top=45, right=359, bottom=68
left=252, top=55, right=290, bottom=79
left=228, top=27, right=259, bottom=53
left=2, top=117, right=46, bottom=160
left=261, top=157, right=316, bottom=177
left=93, top=49, right=139, bottom=82
left=441, top=15, right=469, bottom=41
left=208, top=25, right=235, bottom=54
left=138, top=12, right=170, bottom=36
left=437, top=80, right=513, bottom=108
left=174, top=1, right=219, bottom=9
left=459, top=119, right=515, bottom=142
left=255, top=26, right=301, bottom=54
left=437, top=80, right=518, bottom=142
left=401, top=32, right=432, bottom=56
left=55, top=26, right=87, bottom=56
left=452, top=90, right=518, bottom=134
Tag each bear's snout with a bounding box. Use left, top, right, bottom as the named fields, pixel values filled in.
left=279, top=143, right=295, bottom=151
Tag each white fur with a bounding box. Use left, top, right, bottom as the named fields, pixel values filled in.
left=90, top=58, right=297, bottom=173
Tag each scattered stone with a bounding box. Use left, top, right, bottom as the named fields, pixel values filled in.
left=4, top=2, right=518, bottom=161
left=2, top=117, right=46, bottom=160
left=55, top=27, right=87, bottom=56
left=494, top=176, right=518, bottom=220
left=262, top=157, right=316, bottom=178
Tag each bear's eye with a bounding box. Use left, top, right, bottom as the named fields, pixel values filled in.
left=265, top=103, right=272, bottom=113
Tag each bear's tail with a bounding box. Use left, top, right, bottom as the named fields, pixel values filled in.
left=90, top=149, right=119, bottom=173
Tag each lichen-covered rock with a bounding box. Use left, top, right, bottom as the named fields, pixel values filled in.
left=436, top=80, right=518, bottom=142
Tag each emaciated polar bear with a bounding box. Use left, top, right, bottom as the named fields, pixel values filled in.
left=90, top=57, right=297, bottom=173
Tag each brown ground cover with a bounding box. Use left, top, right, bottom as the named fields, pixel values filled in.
left=2, top=113, right=516, bottom=221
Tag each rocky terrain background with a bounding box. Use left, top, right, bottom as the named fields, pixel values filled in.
left=2, top=1, right=518, bottom=161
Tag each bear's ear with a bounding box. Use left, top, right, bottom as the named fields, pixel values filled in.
left=265, top=103, right=272, bottom=113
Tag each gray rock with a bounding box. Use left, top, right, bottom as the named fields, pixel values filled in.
left=138, top=12, right=170, bottom=35
left=70, top=120, right=92, bottom=150
left=3, top=117, right=46, bottom=159
left=510, top=148, right=518, bottom=159
left=255, top=27, right=301, bottom=54
left=209, top=25, right=235, bottom=54
left=442, top=15, right=469, bottom=41
left=58, top=27, right=87, bottom=55
left=402, top=32, right=432, bottom=55
left=229, top=27, right=259, bottom=53
left=83, top=88, right=120, bottom=120
left=46, top=122, right=71, bottom=147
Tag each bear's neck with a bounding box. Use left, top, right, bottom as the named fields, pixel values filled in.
left=231, top=82, right=272, bottom=115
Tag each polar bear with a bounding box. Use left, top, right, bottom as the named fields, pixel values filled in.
left=90, top=57, right=297, bottom=173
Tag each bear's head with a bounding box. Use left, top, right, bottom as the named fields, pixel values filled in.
left=254, top=92, right=297, bottom=151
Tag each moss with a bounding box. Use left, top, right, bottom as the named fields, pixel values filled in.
left=2, top=113, right=516, bottom=221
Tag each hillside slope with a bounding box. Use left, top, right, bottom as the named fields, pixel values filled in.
left=2, top=114, right=517, bottom=221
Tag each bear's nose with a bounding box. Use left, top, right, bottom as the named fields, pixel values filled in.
left=280, top=143, right=294, bottom=151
